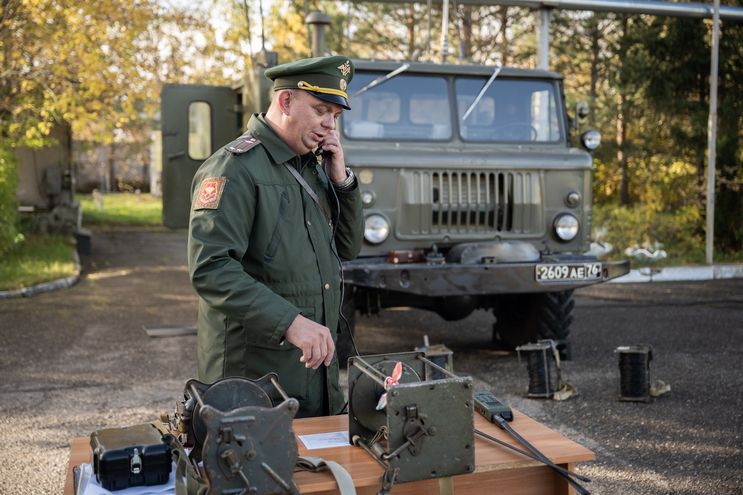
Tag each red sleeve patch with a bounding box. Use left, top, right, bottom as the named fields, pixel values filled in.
left=193, top=177, right=227, bottom=210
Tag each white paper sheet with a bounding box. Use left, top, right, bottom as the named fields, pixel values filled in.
left=298, top=430, right=350, bottom=450
left=77, top=462, right=175, bottom=495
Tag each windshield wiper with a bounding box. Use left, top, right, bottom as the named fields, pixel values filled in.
left=462, top=65, right=502, bottom=121
left=352, top=62, right=411, bottom=98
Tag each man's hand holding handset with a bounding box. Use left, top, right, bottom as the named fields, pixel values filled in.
left=317, top=129, right=349, bottom=185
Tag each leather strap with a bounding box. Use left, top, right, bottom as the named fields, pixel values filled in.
left=297, top=456, right=357, bottom=495
left=284, top=162, right=333, bottom=228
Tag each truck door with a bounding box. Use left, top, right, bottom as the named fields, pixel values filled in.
left=161, top=83, right=241, bottom=228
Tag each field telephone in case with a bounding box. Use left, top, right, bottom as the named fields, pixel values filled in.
left=90, top=423, right=171, bottom=491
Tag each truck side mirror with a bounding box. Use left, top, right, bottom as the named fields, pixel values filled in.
left=576, top=100, right=590, bottom=123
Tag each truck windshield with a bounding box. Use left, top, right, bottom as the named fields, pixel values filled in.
left=455, top=78, right=563, bottom=143
left=343, top=72, right=451, bottom=141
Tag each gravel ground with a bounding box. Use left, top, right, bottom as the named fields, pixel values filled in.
left=0, top=228, right=197, bottom=494
left=0, top=228, right=741, bottom=494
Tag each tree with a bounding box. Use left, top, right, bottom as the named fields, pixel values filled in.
left=0, top=1, right=163, bottom=251
left=260, top=2, right=535, bottom=66
left=261, top=1, right=353, bottom=61
left=2, top=1, right=157, bottom=147
left=332, top=1, right=429, bottom=60
left=0, top=0, right=237, bottom=252
left=643, top=11, right=743, bottom=252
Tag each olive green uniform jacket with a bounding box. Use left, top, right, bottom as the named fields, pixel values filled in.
left=187, top=114, right=363, bottom=417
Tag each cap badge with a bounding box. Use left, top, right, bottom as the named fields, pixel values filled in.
left=338, top=60, right=351, bottom=77
left=339, top=79, right=347, bottom=91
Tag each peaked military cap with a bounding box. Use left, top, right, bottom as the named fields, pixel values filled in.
left=264, top=55, right=354, bottom=110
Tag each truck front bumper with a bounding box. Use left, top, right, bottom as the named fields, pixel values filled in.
left=342, top=256, right=630, bottom=296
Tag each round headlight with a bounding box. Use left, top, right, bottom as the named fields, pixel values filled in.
left=554, top=214, right=579, bottom=241
left=360, top=190, right=375, bottom=207
left=364, top=214, right=390, bottom=244
left=581, top=130, right=601, bottom=151
left=565, top=191, right=581, bottom=207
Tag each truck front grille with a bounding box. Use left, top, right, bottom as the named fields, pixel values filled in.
left=429, top=170, right=542, bottom=234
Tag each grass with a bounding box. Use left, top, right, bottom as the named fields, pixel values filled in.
left=0, top=235, right=78, bottom=291
left=1, top=193, right=163, bottom=291
left=596, top=244, right=743, bottom=269
left=79, top=192, right=162, bottom=227
left=622, top=251, right=743, bottom=269
left=596, top=243, right=743, bottom=268
left=592, top=202, right=743, bottom=267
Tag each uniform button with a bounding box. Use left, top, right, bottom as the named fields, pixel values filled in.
left=307, top=221, right=312, bottom=226
left=324, top=283, right=331, bottom=290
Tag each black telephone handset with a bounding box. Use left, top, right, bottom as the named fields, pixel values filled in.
left=315, top=146, right=332, bottom=160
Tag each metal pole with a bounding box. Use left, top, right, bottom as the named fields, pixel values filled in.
left=537, top=7, right=552, bottom=69
left=304, top=0, right=311, bottom=52
left=705, top=0, right=720, bottom=264
left=441, top=0, right=450, bottom=62
left=428, top=0, right=433, bottom=58
left=259, top=0, right=266, bottom=51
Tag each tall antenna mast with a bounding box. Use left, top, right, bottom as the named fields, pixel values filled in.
left=259, top=0, right=266, bottom=51
left=242, top=0, right=254, bottom=58
left=304, top=0, right=311, bottom=53
left=427, top=0, right=433, bottom=58
left=440, top=0, right=450, bottom=62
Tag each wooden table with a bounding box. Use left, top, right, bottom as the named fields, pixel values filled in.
left=65, top=411, right=593, bottom=494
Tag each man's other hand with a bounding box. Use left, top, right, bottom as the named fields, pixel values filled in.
left=284, top=314, right=335, bottom=368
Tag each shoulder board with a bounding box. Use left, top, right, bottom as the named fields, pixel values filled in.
left=226, top=133, right=261, bottom=155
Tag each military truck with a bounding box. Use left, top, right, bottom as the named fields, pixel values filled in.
left=161, top=52, right=629, bottom=358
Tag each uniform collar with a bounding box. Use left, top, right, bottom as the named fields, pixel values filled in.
left=247, top=113, right=299, bottom=165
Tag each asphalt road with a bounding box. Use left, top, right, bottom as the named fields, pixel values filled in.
left=0, top=229, right=741, bottom=494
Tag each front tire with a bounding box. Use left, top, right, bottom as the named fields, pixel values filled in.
left=492, top=290, right=574, bottom=357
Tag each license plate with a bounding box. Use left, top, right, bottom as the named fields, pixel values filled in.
left=535, top=263, right=602, bottom=282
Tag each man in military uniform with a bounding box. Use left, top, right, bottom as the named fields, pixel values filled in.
left=187, top=55, right=363, bottom=418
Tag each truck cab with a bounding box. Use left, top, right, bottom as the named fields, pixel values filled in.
left=339, top=60, right=628, bottom=356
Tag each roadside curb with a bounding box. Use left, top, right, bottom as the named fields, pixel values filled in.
left=610, top=263, right=743, bottom=283
left=0, top=252, right=81, bottom=299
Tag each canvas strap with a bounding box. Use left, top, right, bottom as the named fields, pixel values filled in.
left=296, top=456, right=357, bottom=495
